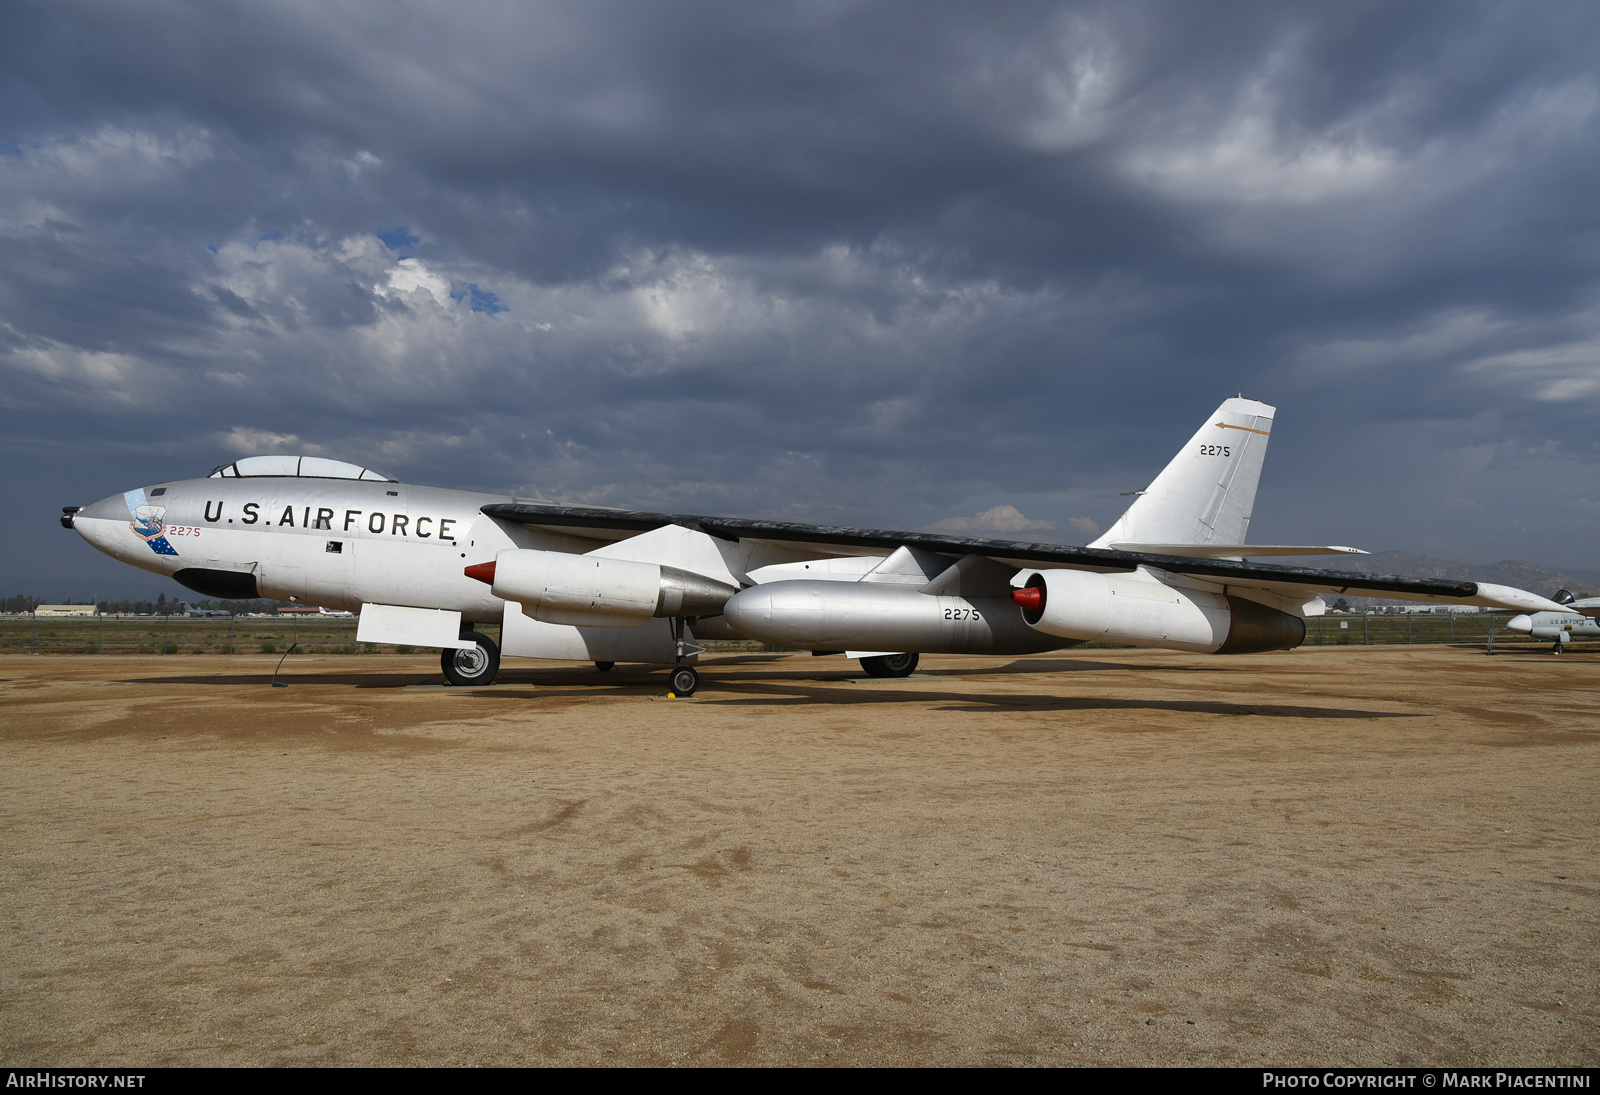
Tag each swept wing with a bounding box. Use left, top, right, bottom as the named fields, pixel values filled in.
left=478, top=502, right=1564, bottom=613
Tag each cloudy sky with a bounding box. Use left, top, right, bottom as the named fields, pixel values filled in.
left=4, top=0, right=1598, bottom=597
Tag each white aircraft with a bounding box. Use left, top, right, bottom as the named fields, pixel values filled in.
left=1506, top=590, right=1600, bottom=653
left=61, top=398, right=1568, bottom=694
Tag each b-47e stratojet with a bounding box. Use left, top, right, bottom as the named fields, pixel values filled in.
left=62, top=398, right=1568, bottom=695
left=1506, top=589, right=1600, bottom=653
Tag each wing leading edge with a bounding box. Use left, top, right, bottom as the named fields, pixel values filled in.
left=479, top=503, right=1565, bottom=612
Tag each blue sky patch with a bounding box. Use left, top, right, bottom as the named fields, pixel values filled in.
left=450, top=282, right=507, bottom=315
left=377, top=227, right=420, bottom=253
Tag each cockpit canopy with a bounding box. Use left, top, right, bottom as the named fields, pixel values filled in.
left=208, top=456, right=396, bottom=482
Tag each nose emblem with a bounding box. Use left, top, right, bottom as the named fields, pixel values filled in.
left=124, top=489, right=179, bottom=556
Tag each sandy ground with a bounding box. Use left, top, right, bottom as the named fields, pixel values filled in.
left=0, top=644, right=1595, bottom=1067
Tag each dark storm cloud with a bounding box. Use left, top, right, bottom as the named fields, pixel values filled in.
left=2, top=0, right=1598, bottom=596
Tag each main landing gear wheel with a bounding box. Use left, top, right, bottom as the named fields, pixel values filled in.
left=442, top=631, right=500, bottom=686
left=1553, top=643, right=1564, bottom=655
left=669, top=665, right=700, bottom=696
left=860, top=652, right=918, bottom=678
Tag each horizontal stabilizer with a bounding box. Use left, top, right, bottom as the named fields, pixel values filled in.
left=1107, top=544, right=1368, bottom=558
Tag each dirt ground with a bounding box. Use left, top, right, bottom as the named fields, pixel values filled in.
left=0, top=644, right=1595, bottom=1067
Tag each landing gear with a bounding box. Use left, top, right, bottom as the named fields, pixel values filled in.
left=595, top=661, right=615, bottom=673
left=860, top=652, right=918, bottom=678
left=665, top=617, right=703, bottom=696
left=669, top=664, right=700, bottom=696
left=1553, top=643, right=1565, bottom=655
left=442, top=631, right=500, bottom=686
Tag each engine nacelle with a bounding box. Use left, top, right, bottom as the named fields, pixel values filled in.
left=721, top=580, right=1065, bottom=655
left=1011, top=568, right=1305, bottom=654
left=477, top=549, right=737, bottom=627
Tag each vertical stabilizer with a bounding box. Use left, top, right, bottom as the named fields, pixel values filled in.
left=1089, top=397, right=1276, bottom=549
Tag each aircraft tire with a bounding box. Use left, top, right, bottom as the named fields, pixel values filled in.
left=669, top=665, right=699, bottom=696
left=442, top=632, right=500, bottom=686
left=860, top=652, right=918, bottom=678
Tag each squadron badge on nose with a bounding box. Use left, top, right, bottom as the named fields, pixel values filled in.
left=124, top=489, right=179, bottom=556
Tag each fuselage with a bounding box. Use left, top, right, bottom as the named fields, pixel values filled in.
left=72, top=473, right=516, bottom=622
left=69, top=469, right=1071, bottom=657
left=1506, top=608, right=1600, bottom=642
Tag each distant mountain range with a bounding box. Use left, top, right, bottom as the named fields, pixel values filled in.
left=1263, top=552, right=1600, bottom=605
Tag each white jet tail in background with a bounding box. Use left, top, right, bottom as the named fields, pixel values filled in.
left=1090, top=396, right=1275, bottom=550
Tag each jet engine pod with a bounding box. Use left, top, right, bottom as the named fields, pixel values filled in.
left=478, top=549, right=737, bottom=627
left=1009, top=568, right=1304, bottom=654
left=719, top=579, right=1061, bottom=655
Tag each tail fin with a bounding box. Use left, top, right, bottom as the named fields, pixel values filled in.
left=1089, top=396, right=1276, bottom=549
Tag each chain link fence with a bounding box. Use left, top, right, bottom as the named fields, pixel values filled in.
left=1303, top=612, right=1514, bottom=646
left=2, top=615, right=384, bottom=655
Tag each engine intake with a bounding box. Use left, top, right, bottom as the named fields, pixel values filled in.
left=467, top=550, right=737, bottom=627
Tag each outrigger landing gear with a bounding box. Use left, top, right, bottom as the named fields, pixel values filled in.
left=1553, top=642, right=1565, bottom=655
left=442, top=630, right=500, bottom=686
left=667, top=617, right=703, bottom=696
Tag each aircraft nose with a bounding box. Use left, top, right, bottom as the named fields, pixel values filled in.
left=66, top=492, right=139, bottom=556
left=65, top=493, right=123, bottom=534
left=77, top=492, right=131, bottom=523
left=1506, top=614, right=1533, bottom=633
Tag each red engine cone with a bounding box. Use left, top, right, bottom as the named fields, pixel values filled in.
left=1011, top=586, right=1044, bottom=612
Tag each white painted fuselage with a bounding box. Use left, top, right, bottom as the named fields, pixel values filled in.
left=74, top=474, right=536, bottom=622
left=1506, top=606, right=1600, bottom=644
